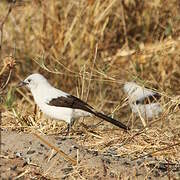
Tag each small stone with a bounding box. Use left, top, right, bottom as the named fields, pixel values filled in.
left=27, top=150, right=36, bottom=155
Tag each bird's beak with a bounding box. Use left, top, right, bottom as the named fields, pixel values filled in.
left=16, top=81, right=27, bottom=88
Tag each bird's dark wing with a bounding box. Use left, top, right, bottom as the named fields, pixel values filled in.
left=47, top=95, right=95, bottom=114
left=135, top=93, right=161, bottom=105
left=47, top=95, right=129, bottom=131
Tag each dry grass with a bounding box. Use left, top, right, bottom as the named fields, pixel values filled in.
left=0, top=0, right=180, bottom=179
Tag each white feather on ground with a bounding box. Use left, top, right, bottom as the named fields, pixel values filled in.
left=123, top=82, right=162, bottom=119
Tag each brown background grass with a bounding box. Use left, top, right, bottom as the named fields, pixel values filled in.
left=0, top=0, right=180, bottom=179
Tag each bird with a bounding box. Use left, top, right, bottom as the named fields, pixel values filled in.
left=17, top=73, right=129, bottom=132
left=123, top=82, right=162, bottom=119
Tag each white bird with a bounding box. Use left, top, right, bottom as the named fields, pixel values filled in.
left=123, top=82, right=162, bottom=119
left=18, top=73, right=129, bottom=132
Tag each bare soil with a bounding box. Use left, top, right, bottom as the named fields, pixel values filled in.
left=1, top=130, right=179, bottom=179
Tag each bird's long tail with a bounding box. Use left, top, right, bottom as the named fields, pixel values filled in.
left=93, top=111, right=130, bottom=131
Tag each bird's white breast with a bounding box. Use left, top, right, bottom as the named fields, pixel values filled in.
left=130, top=103, right=162, bottom=119
left=30, top=85, right=91, bottom=123
left=124, top=82, right=162, bottom=119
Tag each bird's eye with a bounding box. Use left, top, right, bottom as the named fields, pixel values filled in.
left=27, top=79, right=31, bottom=83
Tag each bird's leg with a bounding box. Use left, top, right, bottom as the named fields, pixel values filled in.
left=69, top=118, right=75, bottom=132
left=65, top=118, right=75, bottom=136
left=66, top=124, right=70, bottom=136
left=33, top=104, right=37, bottom=121
left=70, top=118, right=75, bottom=127
left=61, top=124, right=71, bottom=137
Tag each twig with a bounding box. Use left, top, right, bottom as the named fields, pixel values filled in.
left=119, top=128, right=146, bottom=147
left=0, top=1, right=15, bottom=53
left=0, top=68, right=12, bottom=92
left=120, top=0, right=128, bottom=47
left=85, top=43, right=98, bottom=102
left=0, top=64, right=7, bottom=77
left=33, top=132, right=77, bottom=166
left=132, top=141, right=180, bottom=161
left=0, top=56, right=16, bottom=94
left=14, top=170, right=29, bottom=180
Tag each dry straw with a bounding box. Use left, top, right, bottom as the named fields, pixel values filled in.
left=1, top=0, right=180, bottom=178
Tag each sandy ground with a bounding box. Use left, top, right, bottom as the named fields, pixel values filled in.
left=1, top=130, right=180, bottom=179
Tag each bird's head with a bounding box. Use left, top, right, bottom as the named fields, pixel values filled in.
left=123, top=82, right=139, bottom=95
left=17, top=73, right=48, bottom=91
